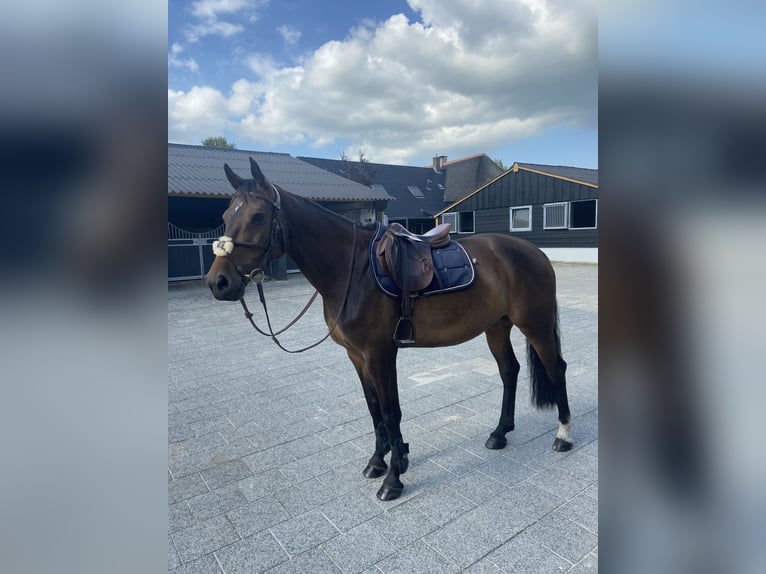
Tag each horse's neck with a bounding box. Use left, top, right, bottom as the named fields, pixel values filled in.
left=280, top=192, right=356, bottom=298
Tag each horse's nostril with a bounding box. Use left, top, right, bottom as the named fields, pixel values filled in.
left=216, top=274, right=229, bottom=291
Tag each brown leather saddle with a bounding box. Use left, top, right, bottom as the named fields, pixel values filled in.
left=375, top=222, right=452, bottom=346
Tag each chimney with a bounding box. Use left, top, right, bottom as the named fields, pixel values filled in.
left=432, top=155, right=447, bottom=173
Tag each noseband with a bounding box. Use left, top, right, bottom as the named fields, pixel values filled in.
left=212, top=185, right=282, bottom=282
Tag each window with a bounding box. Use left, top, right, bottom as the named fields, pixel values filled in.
left=543, top=202, right=568, bottom=229
left=569, top=199, right=597, bottom=229
left=441, top=212, right=457, bottom=232
left=510, top=206, right=532, bottom=231
left=407, top=186, right=424, bottom=198
left=458, top=211, right=475, bottom=234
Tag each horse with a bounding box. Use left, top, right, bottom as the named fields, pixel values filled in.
left=206, top=158, right=572, bottom=501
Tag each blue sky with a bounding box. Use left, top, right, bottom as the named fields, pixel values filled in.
left=169, top=0, right=597, bottom=168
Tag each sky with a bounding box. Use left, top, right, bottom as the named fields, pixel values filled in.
left=168, top=0, right=597, bottom=168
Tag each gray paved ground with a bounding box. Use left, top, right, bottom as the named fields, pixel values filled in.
left=168, top=263, right=598, bottom=573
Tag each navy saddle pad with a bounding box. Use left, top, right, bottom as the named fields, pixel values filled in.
left=369, top=223, right=475, bottom=299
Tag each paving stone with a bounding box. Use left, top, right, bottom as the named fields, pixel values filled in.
left=319, top=487, right=384, bottom=532
left=263, top=548, right=341, bottom=574
left=237, top=469, right=289, bottom=502
left=525, top=514, right=599, bottom=565
left=409, top=483, right=477, bottom=526
left=269, top=509, right=340, bottom=556
left=200, top=459, right=254, bottom=490
left=367, top=503, right=440, bottom=548
left=568, top=551, right=598, bottom=573
left=421, top=519, right=500, bottom=570
left=322, top=521, right=396, bottom=574
left=169, top=501, right=198, bottom=533
left=215, top=531, right=289, bottom=574
left=227, top=497, right=291, bottom=538
left=376, top=539, right=459, bottom=574
left=463, top=558, right=505, bottom=573
left=476, top=456, right=537, bottom=488
left=187, top=483, right=250, bottom=521
left=243, top=444, right=298, bottom=473
left=486, top=529, right=572, bottom=573
left=444, top=469, right=508, bottom=504
left=429, top=446, right=487, bottom=476
left=172, top=514, right=239, bottom=564
left=169, top=534, right=181, bottom=570
left=275, top=477, right=342, bottom=517
left=169, top=473, right=209, bottom=505
left=528, top=464, right=595, bottom=502
left=556, top=493, right=599, bottom=535
left=170, top=553, right=224, bottom=573
left=181, top=432, right=227, bottom=455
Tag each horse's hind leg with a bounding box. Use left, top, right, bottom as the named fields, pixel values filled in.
left=526, top=329, right=573, bottom=452
left=484, top=318, right=520, bottom=450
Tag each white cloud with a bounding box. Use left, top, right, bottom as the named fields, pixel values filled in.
left=168, top=43, right=199, bottom=72
left=276, top=24, right=301, bottom=46
left=183, top=0, right=268, bottom=43
left=169, top=0, right=597, bottom=163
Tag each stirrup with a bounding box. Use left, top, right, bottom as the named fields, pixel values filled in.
left=394, top=318, right=416, bottom=347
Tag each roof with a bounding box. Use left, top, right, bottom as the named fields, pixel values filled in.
left=515, top=162, right=599, bottom=186
left=168, top=143, right=393, bottom=202
left=299, top=156, right=448, bottom=219
left=435, top=161, right=599, bottom=217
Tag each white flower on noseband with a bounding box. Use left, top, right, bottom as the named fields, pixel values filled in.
left=212, top=236, right=234, bottom=257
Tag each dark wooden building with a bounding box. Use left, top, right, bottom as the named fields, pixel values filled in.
left=434, top=162, right=598, bottom=263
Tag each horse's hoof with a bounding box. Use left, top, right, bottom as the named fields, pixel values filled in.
left=376, top=482, right=404, bottom=501
left=485, top=434, right=507, bottom=450
left=552, top=438, right=573, bottom=452
left=363, top=463, right=387, bottom=478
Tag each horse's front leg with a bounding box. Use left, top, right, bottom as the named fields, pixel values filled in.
left=368, top=348, right=408, bottom=501
left=347, top=351, right=390, bottom=478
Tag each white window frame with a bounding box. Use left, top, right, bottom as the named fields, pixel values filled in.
left=568, top=199, right=598, bottom=230
left=543, top=202, right=569, bottom=230
left=457, top=211, right=475, bottom=234
left=441, top=212, right=458, bottom=233
left=509, top=205, right=532, bottom=232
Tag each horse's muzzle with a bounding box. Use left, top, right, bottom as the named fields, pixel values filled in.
left=207, top=270, right=245, bottom=301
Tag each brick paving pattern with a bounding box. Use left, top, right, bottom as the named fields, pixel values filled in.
left=169, top=262, right=598, bottom=573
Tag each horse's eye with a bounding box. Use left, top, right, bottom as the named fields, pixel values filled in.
left=250, top=213, right=265, bottom=225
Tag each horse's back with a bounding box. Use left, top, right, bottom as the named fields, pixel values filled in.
left=457, top=233, right=554, bottom=279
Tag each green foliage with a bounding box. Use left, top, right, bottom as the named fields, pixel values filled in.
left=202, top=136, right=236, bottom=149
left=493, top=157, right=508, bottom=170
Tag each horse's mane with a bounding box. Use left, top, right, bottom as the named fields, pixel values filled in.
left=232, top=181, right=377, bottom=231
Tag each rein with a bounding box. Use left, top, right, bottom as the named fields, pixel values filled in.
left=238, top=224, right=357, bottom=354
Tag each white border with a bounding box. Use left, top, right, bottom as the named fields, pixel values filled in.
left=568, top=199, right=598, bottom=230
left=543, top=202, right=569, bottom=229
left=509, top=205, right=532, bottom=231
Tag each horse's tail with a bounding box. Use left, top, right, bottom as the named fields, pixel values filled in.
left=528, top=301, right=562, bottom=410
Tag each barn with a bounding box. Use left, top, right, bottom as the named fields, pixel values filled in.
left=434, top=162, right=598, bottom=263
left=168, top=143, right=393, bottom=281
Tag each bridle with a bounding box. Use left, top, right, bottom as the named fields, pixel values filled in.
left=211, top=184, right=357, bottom=353
left=212, top=185, right=283, bottom=283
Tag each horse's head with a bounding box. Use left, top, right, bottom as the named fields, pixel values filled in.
left=206, top=158, right=283, bottom=300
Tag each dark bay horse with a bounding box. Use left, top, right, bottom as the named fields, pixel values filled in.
left=206, top=158, right=572, bottom=500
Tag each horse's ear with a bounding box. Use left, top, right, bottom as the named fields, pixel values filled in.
left=224, top=163, right=243, bottom=190
left=249, top=157, right=268, bottom=189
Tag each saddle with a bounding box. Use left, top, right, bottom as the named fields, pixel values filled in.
left=376, top=222, right=452, bottom=347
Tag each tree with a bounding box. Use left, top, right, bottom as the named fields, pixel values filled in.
left=202, top=136, right=236, bottom=149
left=339, top=149, right=377, bottom=186
left=493, top=157, right=508, bottom=170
